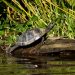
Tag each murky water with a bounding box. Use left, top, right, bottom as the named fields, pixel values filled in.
left=0, top=51, right=75, bottom=75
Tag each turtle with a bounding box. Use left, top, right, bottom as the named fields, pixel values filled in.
left=6, top=22, right=55, bottom=54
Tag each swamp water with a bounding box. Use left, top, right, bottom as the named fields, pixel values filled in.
left=0, top=51, right=75, bottom=75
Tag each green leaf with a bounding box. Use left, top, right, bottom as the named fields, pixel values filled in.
left=35, top=0, right=40, bottom=4
left=0, top=31, right=4, bottom=35
left=31, top=15, right=38, bottom=21
left=0, top=0, right=2, bottom=2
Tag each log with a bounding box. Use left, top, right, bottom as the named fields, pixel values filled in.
left=10, top=37, right=75, bottom=57
left=39, top=37, right=75, bottom=53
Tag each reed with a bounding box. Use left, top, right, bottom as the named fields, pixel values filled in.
left=0, top=0, right=75, bottom=45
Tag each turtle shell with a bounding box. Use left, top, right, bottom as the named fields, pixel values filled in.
left=6, top=22, right=55, bottom=54
left=16, top=28, right=46, bottom=46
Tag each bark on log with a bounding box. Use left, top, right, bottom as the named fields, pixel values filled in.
left=10, top=37, right=75, bottom=57
left=39, top=37, right=75, bottom=54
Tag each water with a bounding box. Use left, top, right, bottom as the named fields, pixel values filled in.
left=0, top=51, right=75, bottom=75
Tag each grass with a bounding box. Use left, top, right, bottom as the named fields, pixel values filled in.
left=0, top=0, right=75, bottom=45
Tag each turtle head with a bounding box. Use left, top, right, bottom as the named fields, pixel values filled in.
left=46, top=22, right=56, bottom=33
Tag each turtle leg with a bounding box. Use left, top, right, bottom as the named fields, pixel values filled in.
left=29, top=37, right=45, bottom=55
left=29, top=34, right=48, bottom=55
left=41, top=36, right=45, bottom=45
left=35, top=35, right=48, bottom=54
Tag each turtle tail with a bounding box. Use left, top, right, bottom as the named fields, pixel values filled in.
left=45, top=22, right=55, bottom=33
left=6, top=45, right=19, bottom=54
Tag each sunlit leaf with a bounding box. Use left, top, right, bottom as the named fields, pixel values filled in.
left=31, top=15, right=38, bottom=21
left=35, top=0, right=40, bottom=4
left=0, top=31, right=4, bottom=35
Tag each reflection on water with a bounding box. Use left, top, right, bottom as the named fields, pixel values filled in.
left=0, top=51, right=75, bottom=75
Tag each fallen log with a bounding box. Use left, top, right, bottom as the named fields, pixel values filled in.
left=39, top=37, right=75, bottom=53
left=9, top=37, right=75, bottom=57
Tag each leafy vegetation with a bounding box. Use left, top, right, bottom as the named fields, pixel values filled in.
left=0, top=0, right=75, bottom=46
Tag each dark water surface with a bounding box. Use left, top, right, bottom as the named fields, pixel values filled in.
left=0, top=51, right=75, bottom=75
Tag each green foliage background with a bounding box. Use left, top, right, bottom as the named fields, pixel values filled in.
left=0, top=0, right=75, bottom=45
